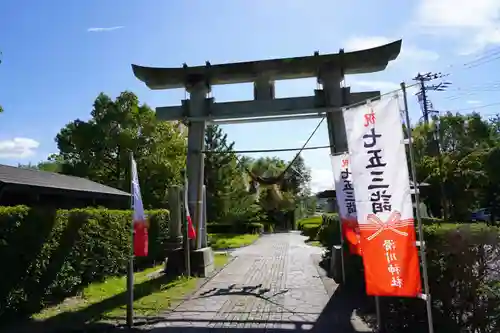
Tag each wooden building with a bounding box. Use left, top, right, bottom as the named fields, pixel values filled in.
left=0, top=164, right=129, bottom=209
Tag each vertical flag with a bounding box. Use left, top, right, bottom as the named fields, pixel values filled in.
left=331, top=153, right=362, bottom=256
left=184, top=175, right=197, bottom=240
left=343, top=96, right=422, bottom=297
left=131, top=156, right=148, bottom=257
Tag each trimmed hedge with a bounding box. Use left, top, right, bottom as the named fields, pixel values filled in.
left=379, top=223, right=500, bottom=332
left=206, top=222, right=264, bottom=234
left=0, top=206, right=169, bottom=321
left=318, top=215, right=500, bottom=332
left=296, top=214, right=339, bottom=243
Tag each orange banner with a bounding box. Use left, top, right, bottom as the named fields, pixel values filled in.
left=358, top=213, right=421, bottom=296
left=341, top=218, right=362, bottom=256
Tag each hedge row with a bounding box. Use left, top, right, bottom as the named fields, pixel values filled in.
left=295, top=214, right=339, bottom=244
left=318, top=214, right=500, bottom=332
left=0, top=206, right=170, bottom=321
left=206, top=222, right=268, bottom=234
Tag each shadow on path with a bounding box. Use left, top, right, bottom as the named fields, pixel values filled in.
left=15, top=284, right=371, bottom=333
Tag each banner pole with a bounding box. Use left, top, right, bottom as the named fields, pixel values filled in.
left=126, top=152, right=134, bottom=328
left=375, top=296, right=382, bottom=332
left=183, top=175, right=191, bottom=276
left=400, top=82, right=434, bottom=333
left=336, top=203, right=346, bottom=284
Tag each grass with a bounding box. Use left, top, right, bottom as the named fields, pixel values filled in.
left=32, top=253, right=230, bottom=324
left=208, top=233, right=259, bottom=250
left=306, top=240, right=323, bottom=247
left=214, top=251, right=230, bottom=267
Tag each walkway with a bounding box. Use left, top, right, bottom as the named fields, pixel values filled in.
left=145, top=232, right=371, bottom=332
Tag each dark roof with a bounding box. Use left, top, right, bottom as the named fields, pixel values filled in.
left=316, top=190, right=336, bottom=199
left=0, top=164, right=129, bottom=197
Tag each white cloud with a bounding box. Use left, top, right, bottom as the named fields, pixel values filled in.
left=309, top=168, right=334, bottom=194
left=0, top=138, right=39, bottom=158
left=87, top=26, right=124, bottom=32
left=467, top=100, right=482, bottom=105
left=344, top=36, right=439, bottom=62
left=414, top=0, right=500, bottom=54
left=350, top=80, right=400, bottom=92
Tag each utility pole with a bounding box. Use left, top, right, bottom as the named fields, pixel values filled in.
left=414, top=72, right=451, bottom=125
left=413, top=72, right=451, bottom=220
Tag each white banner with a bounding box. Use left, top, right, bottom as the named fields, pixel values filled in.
left=331, top=153, right=361, bottom=255
left=331, top=153, right=357, bottom=220
left=343, top=95, right=421, bottom=297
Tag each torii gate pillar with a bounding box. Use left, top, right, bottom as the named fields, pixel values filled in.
left=320, top=70, right=348, bottom=154
left=186, top=81, right=209, bottom=250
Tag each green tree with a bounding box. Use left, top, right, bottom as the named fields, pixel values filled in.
left=282, top=155, right=311, bottom=197
left=412, top=112, right=498, bottom=220
left=53, top=91, right=186, bottom=208
left=18, top=155, right=64, bottom=173
left=203, top=124, right=255, bottom=223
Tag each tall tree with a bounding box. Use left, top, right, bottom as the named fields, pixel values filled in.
left=282, top=155, right=312, bottom=197
left=412, top=112, right=498, bottom=219
left=53, top=91, right=186, bottom=208
left=203, top=124, right=252, bottom=223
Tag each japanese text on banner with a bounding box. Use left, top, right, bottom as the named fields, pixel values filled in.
left=342, top=96, right=421, bottom=297
left=331, top=154, right=361, bottom=255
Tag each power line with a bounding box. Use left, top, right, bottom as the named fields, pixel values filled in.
left=439, top=101, right=500, bottom=113
left=424, top=44, right=500, bottom=81
left=201, top=144, right=333, bottom=154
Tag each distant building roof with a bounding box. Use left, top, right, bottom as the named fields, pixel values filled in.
left=0, top=164, right=129, bottom=197
left=316, top=190, right=336, bottom=199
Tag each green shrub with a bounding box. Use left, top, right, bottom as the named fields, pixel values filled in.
left=317, top=214, right=341, bottom=248
left=302, top=224, right=321, bottom=240
left=296, top=216, right=322, bottom=230
left=206, top=222, right=263, bottom=234
left=0, top=206, right=169, bottom=321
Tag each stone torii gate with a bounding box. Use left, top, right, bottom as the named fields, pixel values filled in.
left=131, top=40, right=401, bottom=275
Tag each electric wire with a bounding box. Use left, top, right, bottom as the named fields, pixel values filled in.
left=204, top=82, right=419, bottom=187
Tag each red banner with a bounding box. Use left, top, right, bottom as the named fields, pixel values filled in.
left=187, top=215, right=196, bottom=240
left=133, top=222, right=149, bottom=257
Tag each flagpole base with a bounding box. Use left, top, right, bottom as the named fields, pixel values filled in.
left=164, top=246, right=214, bottom=277
left=190, top=247, right=215, bottom=277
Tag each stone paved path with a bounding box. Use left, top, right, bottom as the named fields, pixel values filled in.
left=145, top=232, right=371, bottom=332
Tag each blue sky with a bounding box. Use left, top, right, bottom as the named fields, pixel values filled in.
left=1, top=0, right=500, bottom=192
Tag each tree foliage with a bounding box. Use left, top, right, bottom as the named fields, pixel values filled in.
left=18, top=154, right=63, bottom=173
left=412, top=111, right=500, bottom=221
left=203, top=124, right=259, bottom=224
left=50, top=91, right=186, bottom=208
